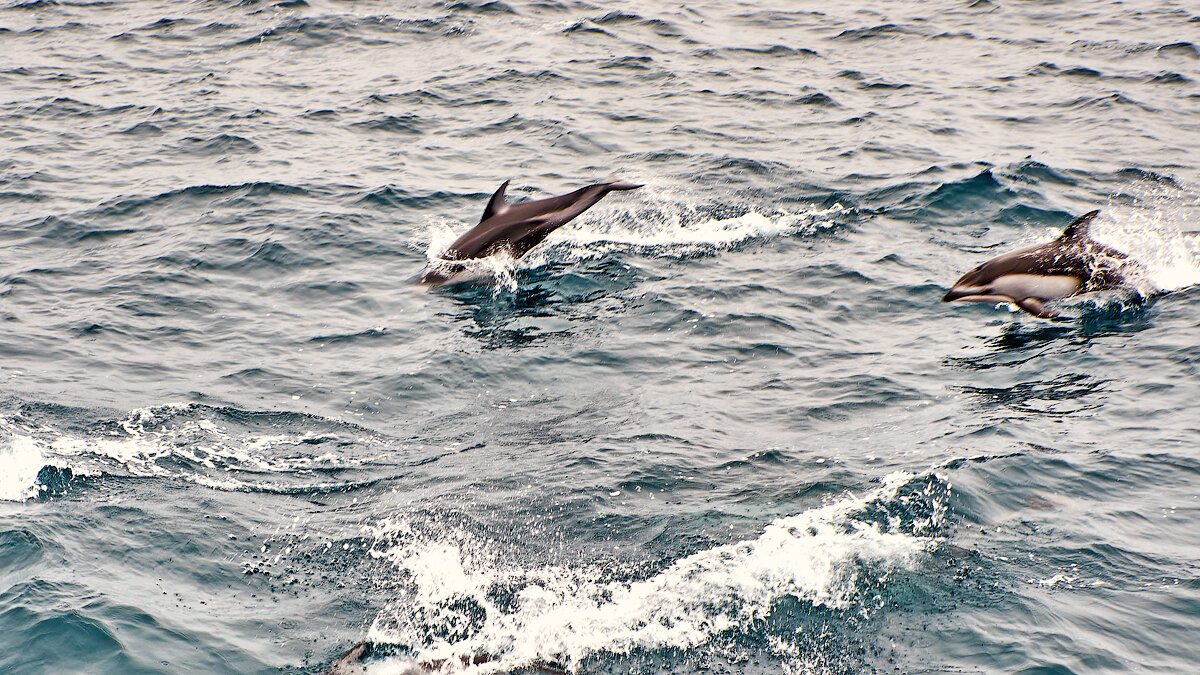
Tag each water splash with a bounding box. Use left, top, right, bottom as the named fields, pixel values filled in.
left=421, top=194, right=849, bottom=290
left=1094, top=196, right=1200, bottom=293
left=546, top=187, right=846, bottom=256
left=0, top=425, right=46, bottom=502
left=421, top=218, right=521, bottom=293
left=546, top=208, right=840, bottom=260
left=363, top=472, right=946, bottom=673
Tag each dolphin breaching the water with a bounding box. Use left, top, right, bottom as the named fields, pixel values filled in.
left=418, top=177, right=643, bottom=285
left=942, top=210, right=1139, bottom=319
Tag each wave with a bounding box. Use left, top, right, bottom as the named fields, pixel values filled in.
left=234, top=14, right=469, bottom=48
left=350, top=114, right=427, bottom=135
left=177, top=133, right=260, bottom=156
left=1149, top=71, right=1191, bottom=85
left=12, top=181, right=312, bottom=236
left=919, top=168, right=1016, bottom=215
left=115, top=120, right=164, bottom=136
left=723, top=45, right=820, bottom=58
left=20, top=96, right=149, bottom=120
left=435, top=0, right=516, bottom=15
left=0, top=404, right=392, bottom=498
left=830, top=24, right=924, bottom=42
left=1157, top=42, right=1199, bottom=58
left=362, top=472, right=948, bottom=672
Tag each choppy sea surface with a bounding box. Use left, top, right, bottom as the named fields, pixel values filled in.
left=2, top=1, right=1200, bottom=673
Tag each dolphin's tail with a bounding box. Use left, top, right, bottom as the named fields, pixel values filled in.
left=606, top=180, right=643, bottom=191
left=602, top=174, right=643, bottom=191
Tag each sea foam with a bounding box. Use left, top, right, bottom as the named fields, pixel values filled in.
left=363, top=472, right=945, bottom=673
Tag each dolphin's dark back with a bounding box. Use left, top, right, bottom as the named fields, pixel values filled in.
left=445, top=179, right=640, bottom=261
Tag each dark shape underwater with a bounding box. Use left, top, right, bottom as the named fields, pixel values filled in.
left=943, top=210, right=1140, bottom=319
left=323, top=641, right=568, bottom=674
left=419, top=177, right=642, bottom=285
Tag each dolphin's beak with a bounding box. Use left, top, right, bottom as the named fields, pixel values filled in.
left=943, top=285, right=1002, bottom=303
left=942, top=286, right=970, bottom=302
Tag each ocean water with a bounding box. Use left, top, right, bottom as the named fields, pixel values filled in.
left=2, top=0, right=1200, bottom=673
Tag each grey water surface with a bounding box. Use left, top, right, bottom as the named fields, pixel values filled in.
left=2, top=1, right=1200, bottom=673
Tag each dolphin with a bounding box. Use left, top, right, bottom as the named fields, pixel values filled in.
left=419, top=177, right=642, bottom=285
left=942, top=210, right=1137, bottom=319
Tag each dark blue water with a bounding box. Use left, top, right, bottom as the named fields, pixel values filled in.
left=2, top=1, right=1200, bottom=673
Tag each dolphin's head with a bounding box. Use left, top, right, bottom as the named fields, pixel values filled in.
left=942, top=263, right=998, bottom=303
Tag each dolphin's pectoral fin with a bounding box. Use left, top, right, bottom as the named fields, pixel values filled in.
left=1016, top=297, right=1062, bottom=320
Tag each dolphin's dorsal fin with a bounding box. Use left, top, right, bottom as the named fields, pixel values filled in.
left=482, top=180, right=511, bottom=221
left=1060, top=210, right=1100, bottom=241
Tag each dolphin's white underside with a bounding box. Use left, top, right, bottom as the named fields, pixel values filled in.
left=950, top=273, right=1082, bottom=305
left=422, top=251, right=519, bottom=287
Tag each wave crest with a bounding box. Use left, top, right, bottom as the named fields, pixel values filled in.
left=363, top=472, right=947, bottom=672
